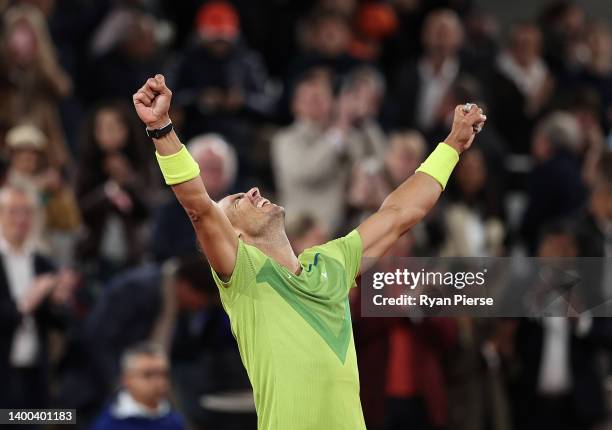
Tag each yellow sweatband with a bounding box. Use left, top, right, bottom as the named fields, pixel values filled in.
left=155, top=145, right=200, bottom=185
left=415, top=142, right=459, bottom=190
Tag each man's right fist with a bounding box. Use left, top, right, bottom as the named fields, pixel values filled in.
left=133, top=74, right=172, bottom=129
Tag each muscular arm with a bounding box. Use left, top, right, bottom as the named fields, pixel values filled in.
left=134, top=75, right=238, bottom=277
left=357, top=105, right=486, bottom=268
left=152, top=130, right=238, bottom=277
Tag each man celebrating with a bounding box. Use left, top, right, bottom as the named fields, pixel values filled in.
left=133, top=74, right=486, bottom=430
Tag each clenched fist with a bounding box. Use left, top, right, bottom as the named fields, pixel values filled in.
left=133, top=74, right=172, bottom=129
left=444, top=104, right=487, bottom=154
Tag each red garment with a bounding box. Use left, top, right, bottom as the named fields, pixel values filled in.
left=385, top=324, right=417, bottom=397
left=353, top=287, right=457, bottom=429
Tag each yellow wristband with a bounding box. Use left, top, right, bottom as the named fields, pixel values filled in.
left=415, top=142, right=459, bottom=190
left=155, top=145, right=200, bottom=185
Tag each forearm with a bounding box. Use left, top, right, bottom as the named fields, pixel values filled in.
left=152, top=129, right=213, bottom=216
left=380, top=172, right=443, bottom=234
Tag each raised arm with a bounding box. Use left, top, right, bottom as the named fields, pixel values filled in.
left=133, top=75, right=237, bottom=277
left=357, top=104, right=486, bottom=265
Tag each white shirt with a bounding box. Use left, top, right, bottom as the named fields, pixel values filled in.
left=0, top=236, right=38, bottom=367
left=537, top=317, right=571, bottom=395
left=416, top=57, right=459, bottom=130
left=497, top=51, right=548, bottom=99
left=112, top=390, right=170, bottom=419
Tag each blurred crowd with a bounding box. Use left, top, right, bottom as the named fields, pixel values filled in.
left=0, top=0, right=611, bottom=429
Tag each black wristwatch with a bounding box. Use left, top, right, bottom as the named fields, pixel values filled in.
left=146, top=121, right=173, bottom=139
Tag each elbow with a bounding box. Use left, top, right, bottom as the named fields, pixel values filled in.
left=384, top=204, right=429, bottom=235
left=182, top=196, right=214, bottom=223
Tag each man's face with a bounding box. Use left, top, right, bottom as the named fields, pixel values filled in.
left=292, top=78, right=333, bottom=124
left=422, top=12, right=463, bottom=58
left=511, top=25, right=542, bottom=67
left=218, top=187, right=284, bottom=239
left=0, top=190, right=34, bottom=247
left=122, top=354, right=169, bottom=409
left=195, top=149, right=230, bottom=200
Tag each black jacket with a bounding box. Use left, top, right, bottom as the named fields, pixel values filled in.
left=0, top=253, right=60, bottom=405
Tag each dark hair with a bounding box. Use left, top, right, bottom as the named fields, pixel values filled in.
left=75, top=99, right=150, bottom=195
left=538, top=219, right=577, bottom=245
left=289, top=66, right=333, bottom=102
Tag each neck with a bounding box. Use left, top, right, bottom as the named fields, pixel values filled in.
left=250, top=231, right=301, bottom=274
left=425, top=53, right=450, bottom=73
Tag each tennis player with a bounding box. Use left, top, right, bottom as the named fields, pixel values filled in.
left=133, top=74, right=486, bottom=430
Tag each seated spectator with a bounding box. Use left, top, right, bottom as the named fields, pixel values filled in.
left=151, top=134, right=238, bottom=261
left=521, top=111, right=587, bottom=253
left=173, top=0, right=276, bottom=165
left=91, top=342, right=185, bottom=430
left=75, top=101, right=154, bottom=269
left=4, top=124, right=81, bottom=264
left=388, top=9, right=468, bottom=132
left=0, top=3, right=72, bottom=168
left=0, top=186, right=73, bottom=409
left=490, top=22, right=554, bottom=153
left=271, top=68, right=368, bottom=233
left=169, top=257, right=256, bottom=430
left=441, top=148, right=505, bottom=257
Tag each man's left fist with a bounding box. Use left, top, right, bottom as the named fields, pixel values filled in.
left=445, top=103, right=487, bottom=154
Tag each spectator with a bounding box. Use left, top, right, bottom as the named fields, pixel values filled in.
left=388, top=9, right=467, bottom=132
left=354, top=233, right=457, bottom=430
left=521, top=111, right=587, bottom=253
left=0, top=3, right=72, bottom=168
left=84, top=263, right=164, bottom=401
left=490, top=22, right=554, bottom=153
left=571, top=21, right=612, bottom=131
left=87, top=9, right=164, bottom=103
left=0, top=186, right=71, bottom=409
left=339, top=66, right=388, bottom=159
left=347, top=130, right=425, bottom=223
left=173, top=0, right=276, bottom=164
left=291, top=9, right=362, bottom=81
left=90, top=342, right=186, bottom=430
left=75, top=101, right=153, bottom=269
left=511, top=223, right=609, bottom=430
left=575, top=150, right=612, bottom=311
left=538, top=0, right=587, bottom=77
left=151, top=133, right=238, bottom=261
left=441, top=148, right=505, bottom=257
left=4, top=123, right=81, bottom=264
left=169, top=257, right=256, bottom=430
left=271, top=68, right=366, bottom=233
